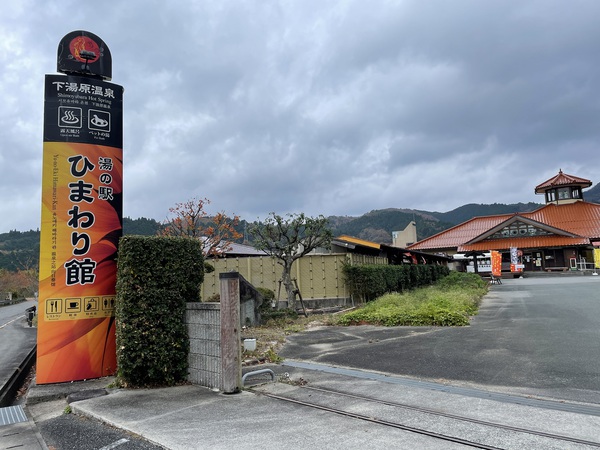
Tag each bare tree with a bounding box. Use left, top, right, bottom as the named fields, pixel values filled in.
left=250, top=213, right=332, bottom=309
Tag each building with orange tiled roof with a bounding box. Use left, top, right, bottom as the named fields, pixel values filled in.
left=408, top=170, right=600, bottom=273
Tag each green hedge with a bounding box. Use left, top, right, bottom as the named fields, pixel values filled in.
left=343, top=263, right=449, bottom=302
left=115, top=236, right=204, bottom=387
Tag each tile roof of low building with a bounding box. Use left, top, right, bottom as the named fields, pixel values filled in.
left=223, top=242, right=268, bottom=256
left=408, top=201, right=600, bottom=252
left=407, top=215, right=512, bottom=251
left=333, top=235, right=381, bottom=250
left=458, top=236, right=592, bottom=252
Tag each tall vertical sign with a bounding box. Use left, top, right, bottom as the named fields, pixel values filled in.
left=509, top=247, right=523, bottom=274
left=38, top=31, right=123, bottom=384
left=490, top=250, right=502, bottom=277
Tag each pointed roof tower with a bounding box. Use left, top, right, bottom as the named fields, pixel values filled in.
left=535, top=169, right=592, bottom=205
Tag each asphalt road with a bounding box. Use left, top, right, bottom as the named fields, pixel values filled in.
left=37, top=411, right=165, bottom=450
left=281, top=276, right=600, bottom=405
left=0, top=300, right=37, bottom=403
left=0, top=300, right=34, bottom=324
left=0, top=300, right=162, bottom=449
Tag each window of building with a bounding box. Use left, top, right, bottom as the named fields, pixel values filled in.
left=488, top=221, right=552, bottom=240
left=558, top=188, right=570, bottom=199
left=546, top=187, right=582, bottom=202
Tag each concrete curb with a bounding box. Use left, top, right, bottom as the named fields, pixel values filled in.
left=0, top=345, right=36, bottom=407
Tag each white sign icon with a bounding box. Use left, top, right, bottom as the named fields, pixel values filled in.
left=88, top=109, right=111, bottom=132
left=58, top=107, right=82, bottom=128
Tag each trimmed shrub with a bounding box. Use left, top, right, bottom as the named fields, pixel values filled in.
left=256, top=287, right=275, bottom=303
left=342, top=263, right=450, bottom=302
left=115, top=236, right=204, bottom=387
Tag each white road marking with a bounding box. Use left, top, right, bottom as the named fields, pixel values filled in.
left=99, top=438, right=130, bottom=449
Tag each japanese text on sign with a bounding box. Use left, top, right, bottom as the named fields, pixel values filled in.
left=63, top=154, right=115, bottom=286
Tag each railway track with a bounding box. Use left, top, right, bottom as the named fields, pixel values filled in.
left=253, top=383, right=600, bottom=449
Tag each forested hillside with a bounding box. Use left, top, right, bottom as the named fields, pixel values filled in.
left=328, top=209, right=453, bottom=243
left=0, top=217, right=163, bottom=272
left=431, top=202, right=542, bottom=225
left=326, top=202, right=550, bottom=244
left=1, top=190, right=598, bottom=272
left=122, top=216, right=162, bottom=235
left=585, top=183, right=600, bottom=203
left=0, top=229, right=39, bottom=271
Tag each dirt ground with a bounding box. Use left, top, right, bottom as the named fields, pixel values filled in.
left=240, top=314, right=335, bottom=366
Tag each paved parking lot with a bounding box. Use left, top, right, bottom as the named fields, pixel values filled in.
left=281, top=276, right=600, bottom=404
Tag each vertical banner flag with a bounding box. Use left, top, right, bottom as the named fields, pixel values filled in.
left=38, top=31, right=123, bottom=384
left=509, top=247, right=523, bottom=273
left=490, top=250, right=502, bottom=277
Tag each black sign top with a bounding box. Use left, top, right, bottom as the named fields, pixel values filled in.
left=44, top=74, right=123, bottom=148
left=57, top=30, right=112, bottom=81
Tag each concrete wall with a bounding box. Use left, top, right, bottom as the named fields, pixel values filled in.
left=392, top=221, right=417, bottom=248
left=185, top=302, right=221, bottom=389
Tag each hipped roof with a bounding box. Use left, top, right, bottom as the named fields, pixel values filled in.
left=534, top=170, right=592, bottom=194
left=408, top=201, right=600, bottom=252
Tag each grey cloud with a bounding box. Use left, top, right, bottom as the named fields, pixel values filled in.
left=1, top=1, right=600, bottom=232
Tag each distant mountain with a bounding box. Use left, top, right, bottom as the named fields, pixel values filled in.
left=584, top=183, right=600, bottom=204
left=430, top=202, right=543, bottom=226
left=0, top=229, right=39, bottom=272
left=122, top=216, right=162, bottom=235
left=0, top=218, right=162, bottom=272
left=2, top=193, right=599, bottom=271
left=326, top=202, right=545, bottom=244
left=328, top=208, right=454, bottom=243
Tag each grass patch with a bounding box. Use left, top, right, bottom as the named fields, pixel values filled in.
left=335, top=272, right=487, bottom=327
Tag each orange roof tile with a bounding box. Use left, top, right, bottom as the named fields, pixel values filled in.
left=335, top=235, right=381, bottom=250
left=407, top=214, right=513, bottom=251
left=524, top=202, right=600, bottom=237
left=534, top=170, right=592, bottom=194
left=459, top=236, right=591, bottom=252
left=408, top=201, right=600, bottom=252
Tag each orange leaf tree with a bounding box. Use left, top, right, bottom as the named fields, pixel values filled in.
left=160, top=197, right=242, bottom=257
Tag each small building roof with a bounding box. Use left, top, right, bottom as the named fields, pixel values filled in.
left=534, top=169, right=592, bottom=194
left=333, top=235, right=381, bottom=250
left=220, top=242, right=268, bottom=257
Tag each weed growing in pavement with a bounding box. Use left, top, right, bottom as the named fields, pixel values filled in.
left=265, top=347, right=283, bottom=363
left=107, top=378, right=125, bottom=389
left=278, top=372, right=307, bottom=386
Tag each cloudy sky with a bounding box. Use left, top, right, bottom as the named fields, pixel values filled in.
left=2, top=1, right=600, bottom=232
